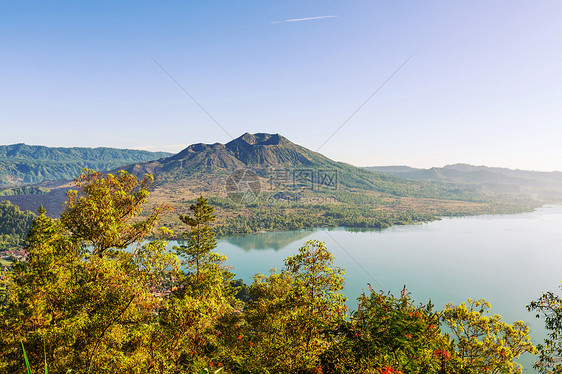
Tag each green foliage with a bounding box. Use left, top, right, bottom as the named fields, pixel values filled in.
left=322, top=291, right=537, bottom=374
left=21, top=342, right=48, bottom=374
left=208, top=190, right=536, bottom=238
left=230, top=279, right=252, bottom=304
left=22, top=341, right=32, bottom=374
left=443, top=299, right=537, bottom=374
left=528, top=284, right=562, bottom=373
left=284, top=240, right=347, bottom=328
left=213, top=196, right=437, bottom=236
left=60, top=169, right=166, bottom=256
left=148, top=195, right=241, bottom=373
left=322, top=287, right=451, bottom=373
left=0, top=186, right=50, bottom=196
left=0, top=170, right=176, bottom=373
left=234, top=240, right=346, bottom=373
left=175, top=196, right=217, bottom=277
left=0, top=201, right=36, bottom=251
left=355, top=288, right=447, bottom=372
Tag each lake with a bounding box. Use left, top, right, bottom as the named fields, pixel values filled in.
left=176, top=205, right=562, bottom=372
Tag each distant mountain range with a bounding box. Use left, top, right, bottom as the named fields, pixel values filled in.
left=0, top=143, right=172, bottom=185
left=366, top=164, right=562, bottom=195
left=6, top=136, right=557, bottom=196
left=0, top=133, right=549, bottom=241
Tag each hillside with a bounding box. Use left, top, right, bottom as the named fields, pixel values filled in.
left=120, top=132, right=345, bottom=178
left=0, top=143, right=172, bottom=185
left=366, top=164, right=562, bottom=197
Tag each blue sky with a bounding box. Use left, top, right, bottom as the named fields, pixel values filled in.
left=2, top=1, right=562, bottom=171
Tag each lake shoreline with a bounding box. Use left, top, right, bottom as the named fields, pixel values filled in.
left=210, top=201, right=545, bottom=240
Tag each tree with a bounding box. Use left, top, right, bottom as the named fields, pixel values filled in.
left=154, top=196, right=239, bottom=373
left=284, top=240, right=347, bottom=334
left=60, top=169, right=165, bottom=257
left=240, top=240, right=347, bottom=373
left=528, top=285, right=562, bottom=373
left=324, top=287, right=454, bottom=374
left=285, top=240, right=347, bottom=365
left=0, top=201, right=36, bottom=252
left=0, top=170, right=174, bottom=374
left=175, top=195, right=217, bottom=277
left=443, top=298, right=537, bottom=374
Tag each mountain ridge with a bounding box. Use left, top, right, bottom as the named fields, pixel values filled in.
left=366, top=164, right=562, bottom=195
left=0, top=144, right=172, bottom=185
left=117, top=132, right=436, bottom=194
left=120, top=133, right=326, bottom=177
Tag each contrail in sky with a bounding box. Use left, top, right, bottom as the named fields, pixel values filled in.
left=271, top=16, right=338, bottom=24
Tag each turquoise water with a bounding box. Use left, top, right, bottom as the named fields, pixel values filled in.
left=176, top=205, right=562, bottom=372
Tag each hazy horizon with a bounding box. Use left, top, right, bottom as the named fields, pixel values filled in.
left=3, top=136, right=562, bottom=174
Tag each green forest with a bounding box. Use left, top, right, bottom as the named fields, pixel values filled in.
left=208, top=192, right=538, bottom=237
left=0, top=201, right=35, bottom=252
left=0, top=143, right=170, bottom=185
left=1, top=170, right=561, bottom=374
